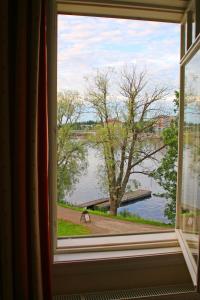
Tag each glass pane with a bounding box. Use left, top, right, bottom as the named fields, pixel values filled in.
left=184, top=22, right=187, bottom=53
left=181, top=48, right=200, bottom=270
left=192, top=13, right=196, bottom=44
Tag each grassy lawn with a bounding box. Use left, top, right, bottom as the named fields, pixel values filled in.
left=57, top=219, right=91, bottom=237
left=58, top=202, right=173, bottom=228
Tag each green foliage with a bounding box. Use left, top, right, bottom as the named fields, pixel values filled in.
left=118, top=209, right=135, bottom=218
left=57, top=219, right=91, bottom=236
left=151, top=92, right=179, bottom=224
left=57, top=90, right=87, bottom=201
left=57, top=138, right=87, bottom=200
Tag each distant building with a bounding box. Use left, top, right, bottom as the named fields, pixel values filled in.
left=106, top=118, right=123, bottom=125
left=153, top=115, right=176, bottom=133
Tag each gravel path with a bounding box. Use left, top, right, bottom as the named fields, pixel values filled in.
left=57, top=206, right=171, bottom=235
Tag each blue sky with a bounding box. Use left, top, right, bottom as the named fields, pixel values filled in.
left=57, top=15, right=180, bottom=117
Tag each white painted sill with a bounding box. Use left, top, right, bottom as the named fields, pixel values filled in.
left=54, top=231, right=180, bottom=262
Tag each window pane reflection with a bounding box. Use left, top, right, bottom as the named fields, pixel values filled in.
left=181, top=48, right=200, bottom=268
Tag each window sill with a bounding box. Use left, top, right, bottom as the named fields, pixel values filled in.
left=54, top=246, right=181, bottom=263
left=55, top=231, right=177, bottom=258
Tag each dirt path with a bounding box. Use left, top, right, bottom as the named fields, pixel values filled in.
left=57, top=206, right=171, bottom=235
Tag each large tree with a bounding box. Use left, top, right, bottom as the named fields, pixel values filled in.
left=86, top=67, right=168, bottom=215
left=57, top=90, right=87, bottom=201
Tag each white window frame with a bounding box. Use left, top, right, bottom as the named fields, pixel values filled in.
left=52, top=5, right=178, bottom=254
left=49, top=0, right=185, bottom=254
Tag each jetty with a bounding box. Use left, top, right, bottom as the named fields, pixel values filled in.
left=79, top=189, right=151, bottom=209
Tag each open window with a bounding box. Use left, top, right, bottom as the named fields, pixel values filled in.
left=176, top=0, right=200, bottom=289
left=49, top=0, right=200, bottom=295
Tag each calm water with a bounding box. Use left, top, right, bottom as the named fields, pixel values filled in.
left=65, top=146, right=170, bottom=223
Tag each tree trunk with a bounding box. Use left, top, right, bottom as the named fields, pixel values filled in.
left=109, top=197, right=118, bottom=216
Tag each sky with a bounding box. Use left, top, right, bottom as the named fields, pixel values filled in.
left=57, top=15, right=180, bottom=119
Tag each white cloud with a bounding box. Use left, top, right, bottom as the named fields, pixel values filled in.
left=57, top=15, right=180, bottom=96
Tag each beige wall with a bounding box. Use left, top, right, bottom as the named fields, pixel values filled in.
left=53, top=253, right=193, bottom=295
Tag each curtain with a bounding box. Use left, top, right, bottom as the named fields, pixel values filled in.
left=0, top=0, right=52, bottom=299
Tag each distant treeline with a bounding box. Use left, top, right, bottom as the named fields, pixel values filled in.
left=72, top=120, right=98, bottom=130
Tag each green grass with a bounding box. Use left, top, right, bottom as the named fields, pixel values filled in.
left=57, top=219, right=91, bottom=237
left=58, top=202, right=173, bottom=228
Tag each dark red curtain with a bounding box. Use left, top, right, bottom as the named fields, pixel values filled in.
left=0, top=0, right=52, bottom=299
left=38, top=1, right=52, bottom=298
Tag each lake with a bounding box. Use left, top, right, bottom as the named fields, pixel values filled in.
left=65, top=146, right=170, bottom=224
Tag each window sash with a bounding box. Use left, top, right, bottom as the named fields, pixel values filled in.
left=176, top=3, right=200, bottom=289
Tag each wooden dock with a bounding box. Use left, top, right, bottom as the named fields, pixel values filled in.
left=79, top=189, right=151, bottom=209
